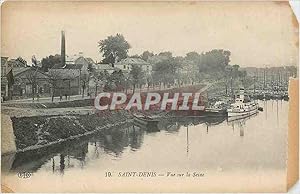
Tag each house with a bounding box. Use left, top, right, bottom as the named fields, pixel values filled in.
left=65, top=53, right=94, bottom=72
left=85, top=57, right=96, bottom=66
left=114, top=57, right=152, bottom=74
left=49, top=63, right=84, bottom=96
left=74, top=56, right=93, bottom=73
left=66, top=55, right=76, bottom=65
left=65, top=52, right=84, bottom=65
left=12, top=67, right=51, bottom=98
left=46, top=32, right=92, bottom=96
left=1, top=57, right=11, bottom=99
left=94, top=63, right=115, bottom=74
left=7, top=57, right=27, bottom=68
left=50, top=55, right=96, bottom=96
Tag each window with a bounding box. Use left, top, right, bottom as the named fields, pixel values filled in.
left=123, top=65, right=126, bottom=69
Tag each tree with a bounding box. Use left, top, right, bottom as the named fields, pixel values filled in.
left=158, top=51, right=172, bottom=58
left=129, top=65, right=145, bottom=93
left=41, top=54, right=61, bottom=72
left=152, top=58, right=180, bottom=88
left=185, top=51, right=201, bottom=63
left=111, top=70, right=126, bottom=91
left=98, top=34, right=131, bottom=65
left=124, top=74, right=132, bottom=94
left=198, top=49, right=231, bottom=75
left=232, top=64, right=240, bottom=79
left=80, top=72, right=89, bottom=98
left=103, top=70, right=126, bottom=92
left=141, top=51, right=154, bottom=61
left=93, top=70, right=109, bottom=96
left=48, top=70, right=63, bottom=102
left=224, top=65, right=233, bottom=95
left=174, top=56, right=184, bottom=64
left=24, top=67, right=39, bottom=101
left=239, top=70, right=247, bottom=80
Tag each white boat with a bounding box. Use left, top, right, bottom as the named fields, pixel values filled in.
left=204, top=101, right=228, bottom=116
left=227, top=87, right=258, bottom=117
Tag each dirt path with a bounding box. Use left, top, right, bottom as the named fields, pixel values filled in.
left=1, top=106, right=94, bottom=118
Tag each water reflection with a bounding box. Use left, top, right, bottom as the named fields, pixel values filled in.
left=186, top=126, right=189, bottom=156
left=2, top=100, right=287, bottom=175
left=227, top=113, right=259, bottom=137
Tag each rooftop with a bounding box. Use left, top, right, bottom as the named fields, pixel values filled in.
left=95, top=63, right=115, bottom=70
left=12, top=67, right=29, bottom=76
left=52, top=63, right=83, bottom=70
left=48, top=68, right=80, bottom=79
left=116, top=57, right=150, bottom=65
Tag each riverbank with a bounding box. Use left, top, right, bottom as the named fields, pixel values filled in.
left=1, top=84, right=207, bottom=154
left=2, top=84, right=206, bottom=109
left=10, top=110, right=132, bottom=152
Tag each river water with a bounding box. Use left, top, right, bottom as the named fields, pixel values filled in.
left=2, top=100, right=288, bottom=192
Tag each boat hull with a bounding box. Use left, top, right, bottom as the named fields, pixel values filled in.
left=204, top=108, right=228, bottom=116
left=227, top=107, right=258, bottom=117
left=133, top=115, right=160, bottom=132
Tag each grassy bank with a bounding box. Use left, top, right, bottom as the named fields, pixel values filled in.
left=11, top=110, right=132, bottom=151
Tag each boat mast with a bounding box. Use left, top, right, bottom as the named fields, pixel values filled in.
left=231, top=77, right=234, bottom=100
left=254, top=69, right=257, bottom=101
left=263, top=67, right=266, bottom=91
left=277, top=70, right=280, bottom=93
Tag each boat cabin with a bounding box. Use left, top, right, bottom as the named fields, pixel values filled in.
left=234, top=88, right=251, bottom=103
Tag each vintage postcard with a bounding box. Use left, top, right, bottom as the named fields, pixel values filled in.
left=1, top=0, right=299, bottom=193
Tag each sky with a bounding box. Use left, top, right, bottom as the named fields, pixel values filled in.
left=1, top=1, right=299, bottom=67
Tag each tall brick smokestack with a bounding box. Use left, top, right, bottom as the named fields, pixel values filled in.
left=61, top=30, right=66, bottom=68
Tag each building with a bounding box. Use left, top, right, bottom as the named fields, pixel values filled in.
left=114, top=57, right=152, bottom=74
left=51, top=55, right=92, bottom=96
left=94, top=63, right=115, bottom=74
left=7, top=57, right=27, bottom=68
left=65, top=52, right=95, bottom=68
left=1, top=57, right=11, bottom=99
left=66, top=54, right=77, bottom=65
left=74, top=56, right=94, bottom=73
left=85, top=57, right=96, bottom=66
left=47, top=31, right=94, bottom=97
left=12, top=67, right=51, bottom=98
left=66, top=52, right=84, bottom=65
left=48, top=67, right=82, bottom=96
left=50, top=56, right=94, bottom=96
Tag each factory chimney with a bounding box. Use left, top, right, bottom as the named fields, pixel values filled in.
left=61, top=30, right=66, bottom=68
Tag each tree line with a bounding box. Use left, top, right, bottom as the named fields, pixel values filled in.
left=37, top=33, right=249, bottom=98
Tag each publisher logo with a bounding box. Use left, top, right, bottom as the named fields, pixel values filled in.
left=94, top=92, right=205, bottom=111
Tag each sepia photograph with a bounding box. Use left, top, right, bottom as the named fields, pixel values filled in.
left=1, top=1, right=299, bottom=192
